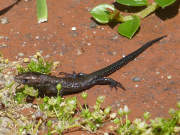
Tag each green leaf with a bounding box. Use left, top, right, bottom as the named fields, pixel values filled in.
left=23, top=85, right=39, bottom=97
left=118, top=16, right=140, bottom=39
left=90, top=4, right=116, bottom=24
left=14, top=92, right=27, bottom=104
left=155, top=0, right=176, bottom=8
left=116, top=0, right=148, bottom=6
left=27, top=58, right=52, bottom=74
left=37, top=0, right=48, bottom=23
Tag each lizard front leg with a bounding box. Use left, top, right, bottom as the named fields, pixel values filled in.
left=92, top=77, right=126, bottom=90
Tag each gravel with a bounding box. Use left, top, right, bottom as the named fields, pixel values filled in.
left=71, top=27, right=77, bottom=31
left=111, top=34, right=119, bottom=40
left=132, top=77, right=141, bottom=82
left=18, top=53, right=24, bottom=57
left=0, top=17, right=9, bottom=24
left=0, top=43, right=8, bottom=48
left=89, top=21, right=97, bottom=28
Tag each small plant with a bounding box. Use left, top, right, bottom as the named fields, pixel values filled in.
left=6, top=55, right=178, bottom=134
left=114, top=103, right=180, bottom=135
left=16, top=52, right=52, bottom=74
left=91, top=0, right=177, bottom=39
left=79, top=94, right=111, bottom=132
left=15, top=53, right=52, bottom=99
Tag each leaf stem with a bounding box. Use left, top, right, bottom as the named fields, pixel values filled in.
left=135, top=2, right=159, bottom=18
left=117, top=2, right=159, bottom=22
left=32, top=119, right=42, bottom=135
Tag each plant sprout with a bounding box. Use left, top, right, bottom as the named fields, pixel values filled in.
left=91, top=0, right=177, bottom=39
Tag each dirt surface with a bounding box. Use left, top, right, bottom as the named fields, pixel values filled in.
left=0, top=0, right=180, bottom=134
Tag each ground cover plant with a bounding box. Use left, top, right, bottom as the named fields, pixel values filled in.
left=90, top=0, right=177, bottom=38
left=0, top=54, right=179, bottom=134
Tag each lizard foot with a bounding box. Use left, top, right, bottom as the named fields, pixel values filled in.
left=92, top=77, right=126, bottom=90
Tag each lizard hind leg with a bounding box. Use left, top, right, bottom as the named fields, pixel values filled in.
left=92, top=77, right=126, bottom=90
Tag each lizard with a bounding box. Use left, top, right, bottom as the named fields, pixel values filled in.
left=15, top=36, right=166, bottom=96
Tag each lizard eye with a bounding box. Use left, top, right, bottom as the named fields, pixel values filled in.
left=22, top=79, right=28, bottom=84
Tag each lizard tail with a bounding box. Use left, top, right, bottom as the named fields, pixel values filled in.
left=90, top=35, right=167, bottom=78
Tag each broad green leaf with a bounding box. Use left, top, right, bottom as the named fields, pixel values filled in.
left=90, top=4, right=116, bottom=24
left=116, top=0, right=148, bottom=6
left=118, top=16, right=140, bottom=39
left=155, top=0, right=176, bottom=8
left=37, top=0, right=48, bottom=23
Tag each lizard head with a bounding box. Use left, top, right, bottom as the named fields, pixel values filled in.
left=15, top=72, right=43, bottom=85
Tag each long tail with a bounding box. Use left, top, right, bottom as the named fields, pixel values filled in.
left=89, top=35, right=166, bottom=78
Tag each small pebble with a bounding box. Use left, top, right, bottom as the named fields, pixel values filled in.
left=18, top=53, right=24, bottom=57
left=112, top=51, right=117, bottom=56
left=0, top=43, right=7, bottom=48
left=71, top=27, right=76, bottom=31
left=167, top=75, right=172, bottom=79
left=156, top=71, right=160, bottom=75
left=59, top=52, right=63, bottom=56
left=89, top=22, right=97, bottom=28
left=25, top=33, right=33, bottom=41
left=86, top=7, right=91, bottom=12
left=45, top=54, right=50, bottom=58
left=132, top=77, right=141, bottom=82
left=77, top=48, right=84, bottom=55
left=107, top=51, right=117, bottom=56
left=0, top=36, right=4, bottom=39
left=87, top=42, right=91, bottom=46
left=0, top=17, right=8, bottom=24
left=0, top=36, right=8, bottom=40
left=4, top=36, right=8, bottom=41
left=35, top=36, right=40, bottom=40
left=71, top=31, right=78, bottom=37
left=22, top=42, right=27, bottom=47
left=116, top=103, right=120, bottom=107
left=111, top=35, right=118, bottom=40
left=163, top=87, right=170, bottom=91
left=23, top=58, right=30, bottom=63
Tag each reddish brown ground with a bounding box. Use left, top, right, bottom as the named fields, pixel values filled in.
left=0, top=0, right=180, bottom=134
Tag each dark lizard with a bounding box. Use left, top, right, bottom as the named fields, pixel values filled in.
left=15, top=36, right=166, bottom=96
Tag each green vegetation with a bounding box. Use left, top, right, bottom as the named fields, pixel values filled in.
left=17, top=52, right=52, bottom=74
left=91, top=0, right=177, bottom=39
left=37, top=0, right=48, bottom=23
left=0, top=55, right=179, bottom=134
left=15, top=53, right=53, bottom=102
left=12, top=91, right=180, bottom=135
